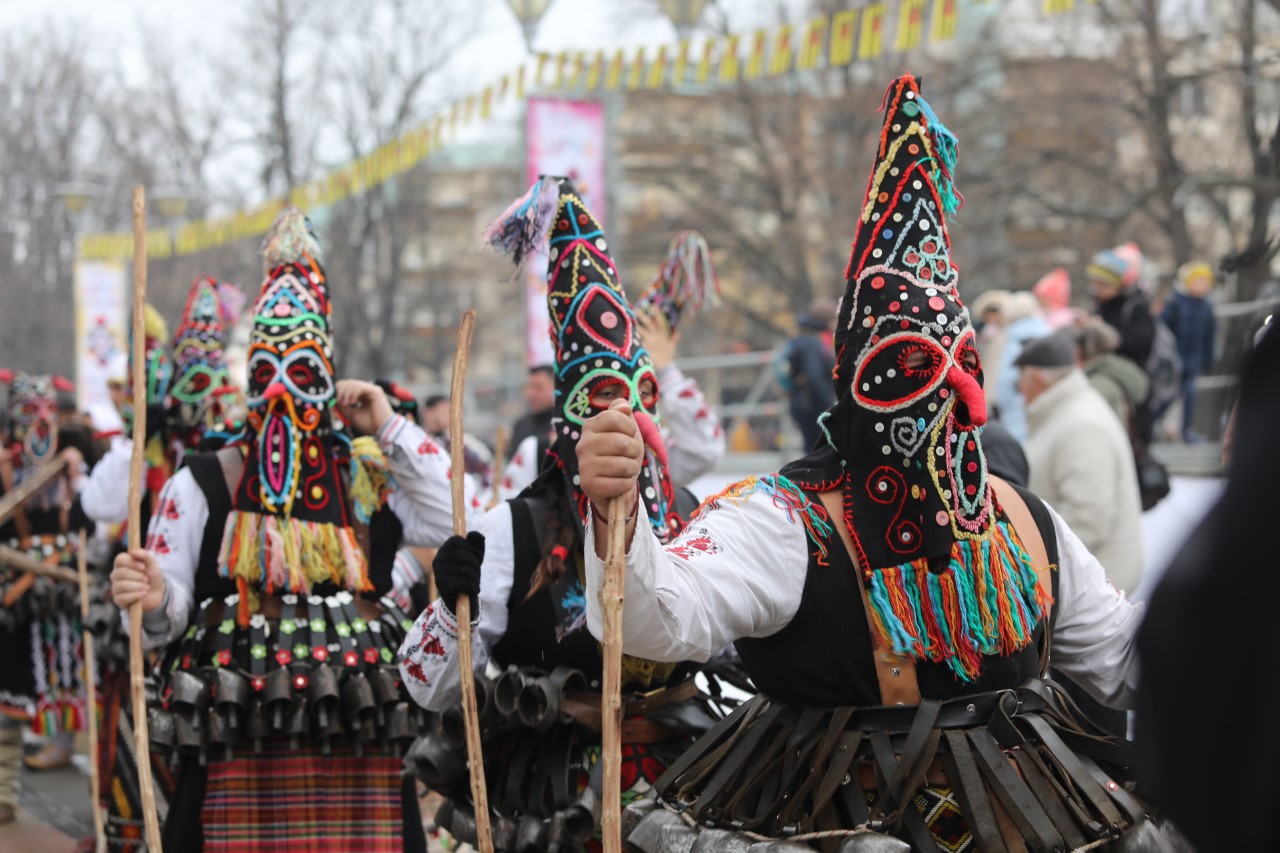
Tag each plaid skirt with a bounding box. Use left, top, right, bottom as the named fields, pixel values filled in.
left=200, top=740, right=405, bottom=852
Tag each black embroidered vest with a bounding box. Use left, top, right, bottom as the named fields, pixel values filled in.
left=734, top=482, right=1059, bottom=708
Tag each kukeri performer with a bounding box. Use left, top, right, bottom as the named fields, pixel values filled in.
left=0, top=371, right=89, bottom=821
left=79, top=277, right=243, bottom=850
left=110, top=208, right=473, bottom=852
left=398, top=178, right=733, bottom=852
left=497, top=229, right=726, bottom=501
left=575, top=77, right=1178, bottom=851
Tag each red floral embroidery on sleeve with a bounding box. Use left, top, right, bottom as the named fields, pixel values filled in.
left=417, top=439, right=440, bottom=455
left=678, top=388, right=697, bottom=399
left=418, top=633, right=446, bottom=658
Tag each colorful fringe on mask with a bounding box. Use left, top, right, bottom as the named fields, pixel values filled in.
left=863, top=520, right=1051, bottom=681
left=218, top=513, right=373, bottom=626
left=692, top=474, right=834, bottom=564
left=481, top=174, right=559, bottom=265
left=346, top=436, right=392, bottom=524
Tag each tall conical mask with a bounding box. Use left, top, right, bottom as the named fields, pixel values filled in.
left=486, top=177, right=680, bottom=540
left=218, top=207, right=380, bottom=625
left=170, top=276, right=243, bottom=438
left=819, top=75, right=1047, bottom=681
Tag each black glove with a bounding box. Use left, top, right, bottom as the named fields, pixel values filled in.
left=433, top=531, right=484, bottom=614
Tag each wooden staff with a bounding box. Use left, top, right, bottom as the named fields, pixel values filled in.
left=486, top=426, right=507, bottom=511
left=0, top=457, right=68, bottom=528
left=449, top=310, right=492, bottom=853
left=128, top=186, right=163, bottom=852
left=0, top=546, right=80, bottom=586
left=600, top=492, right=628, bottom=853
left=77, top=530, right=106, bottom=853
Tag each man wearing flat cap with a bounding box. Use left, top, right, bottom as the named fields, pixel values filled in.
left=1017, top=330, right=1145, bottom=595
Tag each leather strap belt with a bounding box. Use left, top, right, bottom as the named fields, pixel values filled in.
left=560, top=679, right=699, bottom=733
left=201, top=594, right=384, bottom=626
left=815, top=490, right=919, bottom=707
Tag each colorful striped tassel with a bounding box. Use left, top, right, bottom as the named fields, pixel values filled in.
left=635, top=230, right=721, bottom=331
left=482, top=175, right=560, bottom=265
left=218, top=511, right=374, bottom=626
left=864, top=520, right=1052, bottom=681
left=347, top=436, right=392, bottom=523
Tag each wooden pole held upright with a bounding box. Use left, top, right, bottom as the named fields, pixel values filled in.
left=600, top=494, right=628, bottom=853
left=77, top=530, right=106, bottom=853
left=486, top=426, right=508, bottom=511
left=128, top=186, right=164, bottom=852
left=449, top=310, right=493, bottom=853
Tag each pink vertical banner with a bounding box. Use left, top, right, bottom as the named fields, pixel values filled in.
left=524, top=97, right=608, bottom=368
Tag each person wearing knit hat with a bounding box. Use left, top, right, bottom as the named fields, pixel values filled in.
left=576, top=75, right=1163, bottom=850
left=1162, top=261, right=1217, bottom=441
left=110, top=207, right=468, bottom=852
left=1033, top=267, right=1077, bottom=329
left=398, top=178, right=729, bottom=849
left=1088, top=242, right=1157, bottom=369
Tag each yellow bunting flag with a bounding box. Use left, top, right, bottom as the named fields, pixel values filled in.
left=859, top=3, right=885, bottom=59
left=719, top=34, right=741, bottom=82
left=672, top=39, right=690, bottom=85
left=768, top=24, right=793, bottom=75
left=448, top=103, right=459, bottom=134
left=553, top=51, right=569, bottom=88
left=696, top=38, right=716, bottom=83
left=895, top=0, right=926, bottom=51
left=567, top=52, right=586, bottom=89
left=481, top=86, right=493, bottom=119
left=516, top=65, right=527, bottom=99
left=605, top=48, right=626, bottom=90
left=586, top=51, right=605, bottom=90
left=830, top=9, right=857, bottom=66
left=647, top=45, right=668, bottom=88
left=627, top=47, right=646, bottom=90
left=932, top=0, right=958, bottom=41
left=1044, top=0, right=1074, bottom=12
left=463, top=95, right=476, bottom=125
left=745, top=29, right=767, bottom=79
left=798, top=18, right=826, bottom=70
left=535, top=52, right=551, bottom=87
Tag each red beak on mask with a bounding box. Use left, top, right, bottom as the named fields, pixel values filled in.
left=945, top=366, right=987, bottom=428
left=632, top=410, right=669, bottom=469
left=263, top=382, right=289, bottom=401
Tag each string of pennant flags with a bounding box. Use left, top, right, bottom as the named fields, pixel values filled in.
left=78, top=0, right=1093, bottom=262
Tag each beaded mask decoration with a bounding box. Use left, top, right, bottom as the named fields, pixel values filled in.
left=485, top=177, right=679, bottom=541
left=4, top=372, right=71, bottom=511
left=169, top=276, right=243, bottom=440
left=820, top=75, right=1048, bottom=680
left=218, top=208, right=390, bottom=625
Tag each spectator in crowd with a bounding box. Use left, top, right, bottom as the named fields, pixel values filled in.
left=1088, top=243, right=1156, bottom=368
left=1161, top=261, right=1217, bottom=442
left=993, top=289, right=1050, bottom=443
left=1033, top=267, right=1078, bottom=329
left=509, top=364, right=555, bottom=458
left=1075, top=319, right=1150, bottom=427
left=1017, top=332, right=1144, bottom=595
left=422, top=394, right=493, bottom=488
left=970, top=288, right=1010, bottom=401
left=783, top=297, right=837, bottom=452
